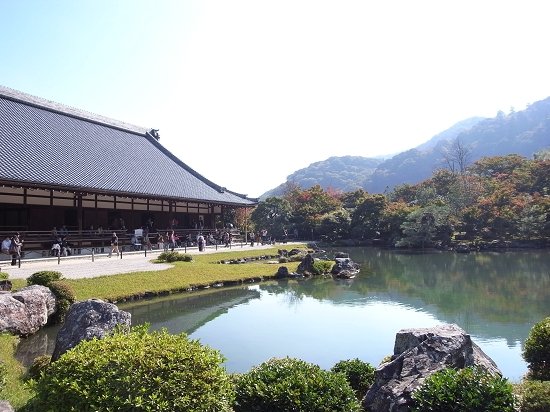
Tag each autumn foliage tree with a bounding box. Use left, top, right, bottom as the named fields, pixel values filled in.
left=249, top=154, right=550, bottom=247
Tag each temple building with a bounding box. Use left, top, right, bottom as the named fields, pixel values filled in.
left=0, top=85, right=256, bottom=236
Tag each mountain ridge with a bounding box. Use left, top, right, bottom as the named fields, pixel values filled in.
left=261, top=97, right=550, bottom=198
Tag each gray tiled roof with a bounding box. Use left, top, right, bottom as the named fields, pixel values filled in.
left=0, top=85, right=256, bottom=206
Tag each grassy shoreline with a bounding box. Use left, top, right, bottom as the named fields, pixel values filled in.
left=10, top=245, right=306, bottom=302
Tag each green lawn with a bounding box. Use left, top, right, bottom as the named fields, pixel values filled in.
left=67, top=246, right=304, bottom=301
left=0, top=334, right=34, bottom=410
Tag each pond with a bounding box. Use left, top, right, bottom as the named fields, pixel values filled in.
left=16, top=248, right=550, bottom=383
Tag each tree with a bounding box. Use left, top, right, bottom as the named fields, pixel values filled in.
left=470, top=154, right=527, bottom=178
left=379, top=201, right=417, bottom=244
left=396, top=205, right=452, bottom=248
left=319, top=209, right=351, bottom=241
left=341, top=189, right=370, bottom=210
left=250, top=197, right=292, bottom=238
left=441, top=137, right=472, bottom=175
left=350, top=194, right=387, bottom=239
left=285, top=185, right=342, bottom=238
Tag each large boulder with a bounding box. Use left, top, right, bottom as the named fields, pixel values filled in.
left=296, top=253, right=315, bottom=274
left=330, top=257, right=360, bottom=275
left=0, top=285, right=56, bottom=336
left=363, top=324, right=501, bottom=412
left=52, top=299, right=131, bottom=361
left=0, top=401, right=14, bottom=412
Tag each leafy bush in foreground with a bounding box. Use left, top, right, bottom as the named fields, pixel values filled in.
left=32, top=325, right=233, bottom=411
left=233, top=357, right=360, bottom=412
left=331, top=358, right=376, bottom=399
left=523, top=316, right=550, bottom=380
left=157, top=251, right=193, bottom=263
left=411, top=367, right=515, bottom=412
left=515, top=380, right=550, bottom=412
left=27, top=271, right=62, bottom=287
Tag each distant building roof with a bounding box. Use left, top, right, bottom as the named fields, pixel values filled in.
left=0, top=85, right=256, bottom=206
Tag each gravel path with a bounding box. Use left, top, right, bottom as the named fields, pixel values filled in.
left=1, top=243, right=282, bottom=280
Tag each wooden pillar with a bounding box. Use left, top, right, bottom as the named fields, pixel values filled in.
left=77, top=193, right=83, bottom=234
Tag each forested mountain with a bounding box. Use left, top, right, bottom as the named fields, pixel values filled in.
left=261, top=97, right=550, bottom=198
left=262, top=156, right=382, bottom=198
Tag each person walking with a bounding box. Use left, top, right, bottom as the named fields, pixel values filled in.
left=109, top=232, right=119, bottom=257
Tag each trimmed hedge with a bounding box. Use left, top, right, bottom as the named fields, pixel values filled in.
left=331, top=358, right=376, bottom=400
left=48, top=281, right=76, bottom=324
left=233, top=357, right=361, bottom=412
left=157, top=251, right=193, bottom=263
left=32, top=325, right=234, bottom=411
left=523, top=316, right=550, bottom=380
left=311, top=260, right=333, bottom=275
left=27, top=271, right=62, bottom=287
left=411, top=367, right=515, bottom=412
left=515, top=380, right=550, bottom=412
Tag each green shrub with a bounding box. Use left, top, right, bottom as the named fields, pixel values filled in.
left=48, top=281, right=76, bottom=324
left=27, top=271, right=62, bottom=287
left=27, top=355, right=51, bottom=380
left=0, top=360, right=6, bottom=396
left=515, top=380, right=550, bottom=412
left=0, top=272, right=8, bottom=280
left=32, top=325, right=233, bottom=411
left=312, top=260, right=333, bottom=275
left=331, top=358, right=376, bottom=399
left=411, top=367, right=515, bottom=412
left=233, top=357, right=361, bottom=412
left=523, top=316, right=550, bottom=380
left=157, top=251, right=193, bottom=263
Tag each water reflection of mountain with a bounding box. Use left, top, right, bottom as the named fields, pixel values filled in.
left=119, top=286, right=261, bottom=335
left=261, top=248, right=550, bottom=345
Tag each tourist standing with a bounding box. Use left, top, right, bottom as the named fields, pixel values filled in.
left=10, top=233, right=23, bottom=266
left=197, top=233, right=205, bottom=252
left=170, top=230, right=177, bottom=251
left=157, top=233, right=164, bottom=251
left=164, top=231, right=170, bottom=251
left=109, top=232, right=119, bottom=257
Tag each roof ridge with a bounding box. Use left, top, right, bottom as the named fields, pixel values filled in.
left=0, top=84, right=149, bottom=135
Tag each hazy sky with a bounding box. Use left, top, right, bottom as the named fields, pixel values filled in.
left=2, top=1, right=550, bottom=197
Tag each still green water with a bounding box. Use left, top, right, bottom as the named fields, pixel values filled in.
left=16, top=248, right=550, bottom=382
left=118, top=248, right=549, bottom=382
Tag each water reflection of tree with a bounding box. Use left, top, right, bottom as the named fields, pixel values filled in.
left=307, top=248, right=550, bottom=342
left=260, top=278, right=339, bottom=304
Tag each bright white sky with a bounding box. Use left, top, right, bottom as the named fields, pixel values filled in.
left=2, top=1, right=550, bottom=197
